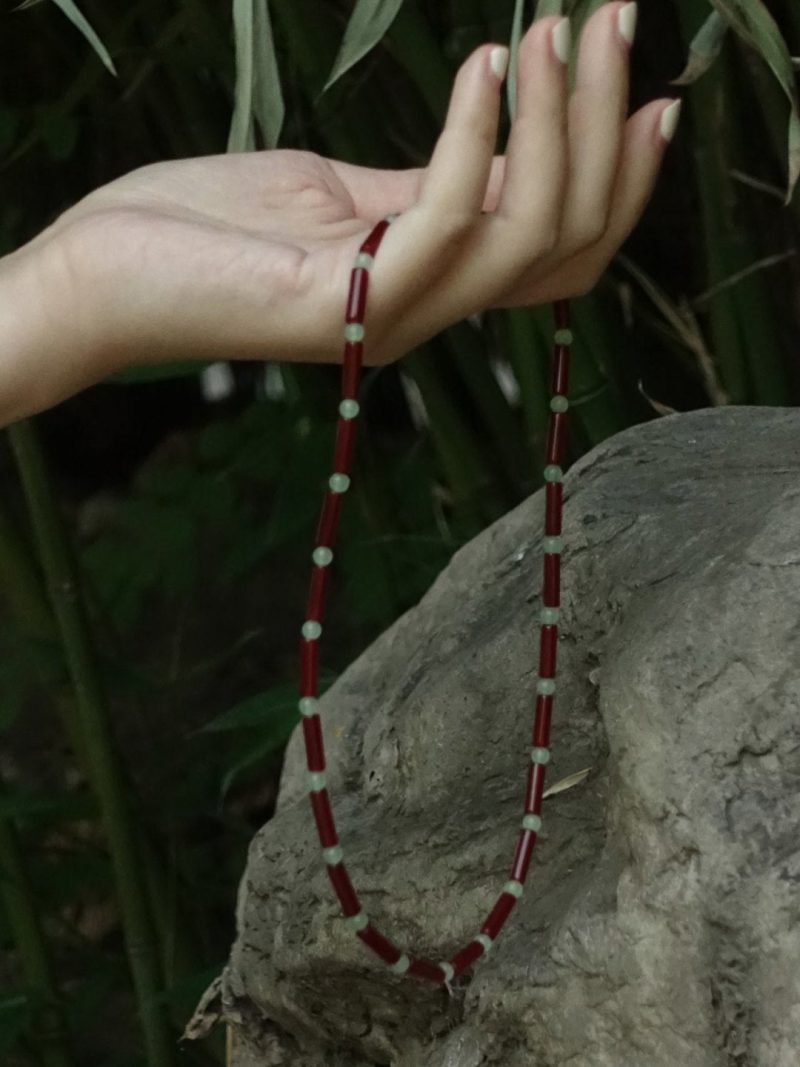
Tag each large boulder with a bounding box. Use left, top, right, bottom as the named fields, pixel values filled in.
left=209, top=407, right=800, bottom=1066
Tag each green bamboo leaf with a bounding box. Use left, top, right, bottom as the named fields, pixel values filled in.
left=709, top=0, right=800, bottom=202
left=228, top=0, right=256, bottom=153
left=323, top=0, right=404, bottom=93
left=535, top=0, right=564, bottom=16
left=507, top=0, right=526, bottom=122
left=672, top=9, right=728, bottom=85
left=27, top=0, right=118, bottom=76
left=251, top=0, right=284, bottom=148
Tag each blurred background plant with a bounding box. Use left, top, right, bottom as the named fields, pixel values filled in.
left=0, top=0, right=798, bottom=1063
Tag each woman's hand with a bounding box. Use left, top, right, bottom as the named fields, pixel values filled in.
left=1, top=1, right=679, bottom=424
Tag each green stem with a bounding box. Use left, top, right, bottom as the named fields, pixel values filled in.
left=8, top=419, right=175, bottom=1067
left=0, top=809, right=76, bottom=1067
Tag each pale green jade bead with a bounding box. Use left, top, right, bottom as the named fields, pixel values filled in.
left=313, top=546, right=333, bottom=567
left=540, top=607, right=560, bottom=625
left=339, top=398, right=360, bottom=419
left=302, top=620, right=322, bottom=640
left=344, top=323, right=365, bottom=343
left=307, top=771, right=327, bottom=792
left=543, top=536, right=563, bottom=553
left=323, top=846, right=343, bottom=865
left=439, top=962, right=455, bottom=983
left=530, top=746, right=551, bottom=764
left=299, top=697, right=318, bottom=717
left=554, top=328, right=573, bottom=345
left=522, top=814, right=542, bottom=832
left=550, top=395, right=569, bottom=413
left=354, top=252, right=374, bottom=269
left=347, top=911, right=368, bottom=931
left=543, top=465, right=563, bottom=482
left=329, top=473, right=350, bottom=494
left=536, top=678, right=556, bottom=696
left=504, top=880, right=524, bottom=899
left=476, top=933, right=493, bottom=953
left=389, top=954, right=410, bottom=975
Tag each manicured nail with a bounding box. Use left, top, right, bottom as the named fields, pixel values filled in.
left=660, top=99, right=682, bottom=142
left=552, top=18, right=571, bottom=64
left=618, top=2, right=638, bottom=45
left=490, top=46, right=509, bottom=81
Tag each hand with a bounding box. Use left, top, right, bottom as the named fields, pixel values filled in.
left=1, top=2, right=678, bottom=423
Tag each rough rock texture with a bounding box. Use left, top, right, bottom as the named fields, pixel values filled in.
left=217, top=407, right=800, bottom=1066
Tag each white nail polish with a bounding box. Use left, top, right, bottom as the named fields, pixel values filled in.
left=552, top=18, right=571, bottom=64
left=490, top=46, right=509, bottom=81
left=618, top=2, right=638, bottom=45
left=660, top=99, right=682, bottom=142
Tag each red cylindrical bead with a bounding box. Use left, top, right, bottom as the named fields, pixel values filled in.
left=544, top=481, right=562, bottom=537
left=539, top=625, right=557, bottom=677
left=510, top=829, right=535, bottom=883
left=481, top=893, right=516, bottom=939
left=341, top=344, right=363, bottom=396
left=333, top=417, right=356, bottom=473
left=552, top=349, right=570, bottom=396
left=302, top=716, right=325, bottom=772
left=408, top=957, right=444, bottom=984
left=554, top=299, right=569, bottom=330
left=360, top=220, right=390, bottom=256
left=546, top=412, right=567, bottom=466
left=532, top=695, right=553, bottom=748
left=449, top=939, right=485, bottom=978
left=357, top=924, right=402, bottom=965
left=327, top=863, right=360, bottom=916
left=524, top=762, right=547, bottom=815
left=306, top=566, right=328, bottom=622
left=543, top=553, right=561, bottom=607
left=309, top=788, right=336, bottom=846
left=315, top=492, right=343, bottom=547
left=300, top=638, right=318, bottom=693
left=346, top=268, right=369, bottom=323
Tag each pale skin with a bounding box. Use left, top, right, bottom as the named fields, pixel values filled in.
left=0, top=3, right=678, bottom=427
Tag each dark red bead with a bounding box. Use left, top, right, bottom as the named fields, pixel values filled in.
left=543, top=553, right=561, bottom=607
left=309, top=788, right=336, bottom=846
left=300, top=638, right=318, bottom=692
left=408, top=957, right=444, bottom=984
left=554, top=299, right=569, bottom=330
left=524, top=762, right=547, bottom=815
left=306, top=566, right=328, bottom=622
left=357, top=924, right=402, bottom=965
left=510, top=829, right=535, bottom=883
left=552, top=348, right=570, bottom=396
left=315, top=492, right=343, bottom=546
left=449, top=939, right=484, bottom=978
left=333, top=416, right=356, bottom=473
left=539, top=625, right=557, bottom=677
left=546, top=411, right=567, bottom=466
left=327, top=863, right=360, bottom=916
left=544, top=481, right=562, bottom=537
left=341, top=343, right=362, bottom=395
left=360, top=220, right=390, bottom=257
left=532, top=695, right=553, bottom=748
left=481, top=893, right=516, bottom=939
left=346, top=268, right=369, bottom=323
left=302, top=715, right=325, bottom=772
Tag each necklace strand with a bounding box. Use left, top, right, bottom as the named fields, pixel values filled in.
left=296, top=214, right=569, bottom=985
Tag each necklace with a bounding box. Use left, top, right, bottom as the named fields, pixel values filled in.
left=297, top=214, right=569, bottom=986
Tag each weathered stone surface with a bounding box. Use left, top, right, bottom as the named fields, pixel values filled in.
left=216, top=408, right=800, bottom=1066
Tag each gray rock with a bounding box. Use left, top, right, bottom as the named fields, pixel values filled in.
left=215, top=407, right=800, bottom=1066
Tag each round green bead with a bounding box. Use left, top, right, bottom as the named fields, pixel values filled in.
left=543, top=465, right=563, bottom=483
left=536, top=678, right=556, bottom=696
left=302, top=620, right=322, bottom=640
left=347, top=911, right=368, bottom=931
left=540, top=607, right=560, bottom=625
left=323, top=846, right=343, bottom=866
left=329, top=473, right=350, bottom=494
left=354, top=252, right=374, bottom=269
left=522, top=813, right=542, bottom=832
left=543, top=536, right=563, bottom=554
left=385, top=212, right=400, bottom=222
left=504, top=880, right=524, bottom=899
left=530, top=746, right=551, bottom=764
left=389, top=954, right=410, bottom=975
left=307, top=771, right=327, bottom=792
left=299, top=697, right=318, bottom=717
left=313, top=546, right=333, bottom=567
left=344, top=323, right=365, bottom=343
left=476, top=933, right=493, bottom=953
left=554, top=328, right=573, bottom=345
left=339, top=399, right=360, bottom=420
left=439, top=962, right=454, bottom=983
left=550, top=395, right=569, bottom=413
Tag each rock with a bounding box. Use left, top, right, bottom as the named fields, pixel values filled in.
left=213, top=407, right=800, bottom=1066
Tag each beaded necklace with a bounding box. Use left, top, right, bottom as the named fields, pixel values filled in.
left=297, top=214, right=569, bottom=987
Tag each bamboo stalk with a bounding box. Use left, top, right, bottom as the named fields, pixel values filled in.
left=8, top=419, right=176, bottom=1067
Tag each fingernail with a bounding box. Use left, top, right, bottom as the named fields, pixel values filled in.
left=660, top=99, right=682, bottom=142
left=552, top=18, right=571, bottom=64
left=490, top=46, right=509, bottom=81
left=618, top=2, right=638, bottom=45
